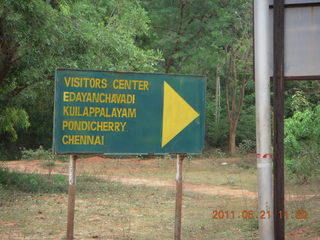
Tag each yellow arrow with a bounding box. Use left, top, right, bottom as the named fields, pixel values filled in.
left=161, top=81, right=199, bottom=147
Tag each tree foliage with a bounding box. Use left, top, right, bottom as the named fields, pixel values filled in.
left=4, top=0, right=320, bottom=162
left=284, top=93, right=320, bottom=182
left=143, top=0, right=254, bottom=152
left=0, top=0, right=161, bottom=159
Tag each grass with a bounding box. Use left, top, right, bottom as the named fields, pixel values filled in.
left=0, top=156, right=319, bottom=239
left=0, top=167, right=67, bottom=193
left=72, top=156, right=259, bottom=192
left=42, top=160, right=56, bottom=168
left=0, top=179, right=259, bottom=239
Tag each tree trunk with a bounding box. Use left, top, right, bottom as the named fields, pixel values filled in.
left=229, top=124, right=236, bottom=155
left=225, top=45, right=250, bottom=155
left=215, top=67, right=221, bottom=123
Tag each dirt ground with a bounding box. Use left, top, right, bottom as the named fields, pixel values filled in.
left=1, top=156, right=319, bottom=240
left=2, top=157, right=317, bottom=201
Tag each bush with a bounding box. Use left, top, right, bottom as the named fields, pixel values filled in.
left=237, top=139, right=256, bottom=154
left=205, top=98, right=229, bottom=148
left=21, top=146, right=52, bottom=160
left=199, top=148, right=227, bottom=158
left=0, top=167, right=67, bottom=193
left=284, top=105, right=320, bottom=182
left=285, top=143, right=320, bottom=183
left=21, top=146, right=67, bottom=161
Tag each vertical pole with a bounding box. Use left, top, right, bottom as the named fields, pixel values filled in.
left=254, top=0, right=274, bottom=239
left=273, top=0, right=285, bottom=239
left=174, top=154, right=184, bottom=240
left=67, top=154, right=77, bottom=240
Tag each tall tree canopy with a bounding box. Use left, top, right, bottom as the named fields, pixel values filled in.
left=0, top=0, right=161, bottom=159
left=143, top=0, right=254, bottom=153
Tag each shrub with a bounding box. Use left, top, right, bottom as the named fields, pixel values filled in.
left=21, top=146, right=67, bottom=161
left=284, top=105, right=320, bottom=182
left=237, top=139, right=256, bottom=154
left=285, top=143, right=320, bottom=183
left=21, top=146, right=52, bottom=160
left=0, top=167, right=67, bottom=193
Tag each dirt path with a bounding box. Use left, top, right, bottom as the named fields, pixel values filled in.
left=102, top=175, right=257, bottom=198
left=1, top=160, right=318, bottom=201
left=1, top=160, right=256, bottom=198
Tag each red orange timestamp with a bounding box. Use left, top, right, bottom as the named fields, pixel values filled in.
left=211, top=210, right=308, bottom=220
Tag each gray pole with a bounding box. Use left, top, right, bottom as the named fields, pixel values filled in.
left=174, top=154, right=185, bottom=240
left=254, top=0, right=274, bottom=239
left=67, top=154, right=77, bottom=240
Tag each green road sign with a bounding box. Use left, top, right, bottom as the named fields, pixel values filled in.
left=53, top=69, right=205, bottom=154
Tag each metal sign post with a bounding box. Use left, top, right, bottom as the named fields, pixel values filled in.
left=67, top=155, right=77, bottom=240
left=174, top=154, right=185, bottom=240
left=254, top=0, right=274, bottom=239
left=268, top=1, right=320, bottom=239
left=273, top=0, right=285, bottom=239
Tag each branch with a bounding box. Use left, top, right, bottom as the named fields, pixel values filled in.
left=49, top=0, right=59, bottom=9
left=11, top=85, right=29, bottom=97
left=219, top=0, right=232, bottom=8
left=231, top=50, right=237, bottom=119
left=225, top=59, right=231, bottom=121
left=235, top=80, right=246, bottom=124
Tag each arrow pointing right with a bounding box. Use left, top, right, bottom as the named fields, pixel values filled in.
left=161, top=81, right=199, bottom=148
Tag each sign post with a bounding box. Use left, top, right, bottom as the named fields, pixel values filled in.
left=268, top=1, right=320, bottom=239
left=53, top=69, right=206, bottom=239
left=254, top=0, right=274, bottom=239
left=273, top=0, right=285, bottom=239
left=174, top=154, right=185, bottom=240
left=67, top=154, right=77, bottom=240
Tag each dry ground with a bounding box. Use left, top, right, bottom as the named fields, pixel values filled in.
left=0, top=155, right=319, bottom=239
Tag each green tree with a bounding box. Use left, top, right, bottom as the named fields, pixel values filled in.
left=284, top=93, right=320, bottom=182
left=0, top=0, right=161, bottom=158
left=225, top=38, right=253, bottom=154
left=143, top=0, right=253, bottom=152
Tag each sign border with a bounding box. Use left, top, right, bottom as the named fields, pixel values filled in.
left=53, top=68, right=206, bottom=155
